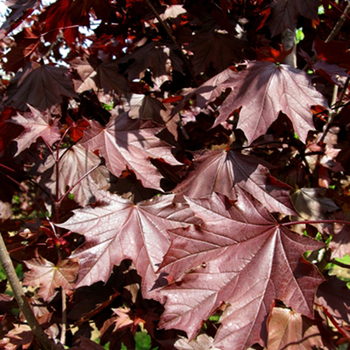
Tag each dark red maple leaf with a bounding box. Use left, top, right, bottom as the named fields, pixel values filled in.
left=66, top=116, right=90, bottom=142
left=120, top=93, right=170, bottom=125
left=23, top=256, right=79, bottom=301
left=313, top=38, right=350, bottom=70
left=268, top=0, right=319, bottom=37
left=40, top=0, right=77, bottom=44
left=57, top=190, right=201, bottom=291
left=8, top=105, right=61, bottom=155
left=71, top=57, right=130, bottom=103
left=316, top=277, right=350, bottom=326
left=157, top=189, right=324, bottom=350
left=70, top=337, right=106, bottom=350
left=187, top=62, right=328, bottom=144
left=81, top=113, right=181, bottom=190
left=4, top=65, right=77, bottom=111
left=37, top=145, right=109, bottom=208
left=299, top=48, right=349, bottom=85
left=118, top=41, right=184, bottom=87
left=174, top=149, right=296, bottom=215
left=329, top=221, right=350, bottom=259
left=185, top=30, right=245, bottom=75
left=4, top=23, right=40, bottom=73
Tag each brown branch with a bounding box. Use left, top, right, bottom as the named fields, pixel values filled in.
left=325, top=2, right=350, bottom=43
left=0, top=234, right=63, bottom=350
left=143, top=0, right=199, bottom=86
left=330, top=259, right=350, bottom=270
left=303, top=2, right=350, bottom=71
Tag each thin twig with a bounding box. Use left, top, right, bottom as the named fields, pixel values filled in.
left=330, top=259, right=350, bottom=270
left=303, top=2, right=350, bottom=71
left=325, top=2, right=350, bottom=43
left=318, top=77, right=349, bottom=144
left=57, top=162, right=101, bottom=205
left=60, top=288, right=67, bottom=345
left=281, top=219, right=350, bottom=227
left=0, top=234, right=63, bottom=350
left=143, top=0, right=199, bottom=86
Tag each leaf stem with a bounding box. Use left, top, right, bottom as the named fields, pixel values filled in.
left=281, top=219, right=350, bottom=227
left=57, top=162, right=101, bottom=205
left=0, top=233, right=63, bottom=350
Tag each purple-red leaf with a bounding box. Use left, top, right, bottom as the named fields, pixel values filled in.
left=23, top=256, right=79, bottom=301
left=157, top=190, right=324, bottom=350
left=71, top=57, right=130, bottom=103
left=81, top=114, right=181, bottom=190
left=37, top=144, right=109, bottom=208
left=190, top=62, right=327, bottom=144
left=268, top=0, right=319, bottom=37
left=267, top=307, right=325, bottom=350
left=57, top=190, right=201, bottom=290
left=8, top=105, right=61, bottom=155
left=175, top=149, right=296, bottom=215
left=4, top=65, right=77, bottom=111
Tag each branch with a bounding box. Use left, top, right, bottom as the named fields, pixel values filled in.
left=144, top=0, right=199, bottom=86
left=0, top=234, right=63, bottom=350
left=330, top=259, right=350, bottom=270
left=325, top=2, right=350, bottom=43
left=281, top=219, right=350, bottom=227
left=303, top=2, right=350, bottom=71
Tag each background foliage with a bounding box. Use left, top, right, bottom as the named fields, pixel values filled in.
left=0, top=0, right=350, bottom=349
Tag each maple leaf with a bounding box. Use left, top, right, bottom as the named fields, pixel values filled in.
left=8, top=105, right=61, bottom=156
left=266, top=306, right=325, bottom=350
left=299, top=48, right=349, bottom=85
left=181, top=62, right=327, bottom=144
left=71, top=57, right=130, bottom=103
left=70, top=337, right=106, bottom=350
left=57, top=190, right=201, bottom=289
left=40, top=0, right=77, bottom=44
left=291, top=188, right=339, bottom=221
left=81, top=113, right=181, bottom=190
left=329, top=222, right=350, bottom=259
left=118, top=41, right=184, bottom=87
left=69, top=0, right=111, bottom=23
left=268, top=0, right=319, bottom=37
left=175, top=149, right=296, bottom=215
left=174, top=334, right=218, bottom=350
left=313, top=38, right=350, bottom=70
left=157, top=189, right=324, bottom=350
left=37, top=144, right=109, bottom=208
left=66, top=116, right=90, bottom=142
left=219, top=62, right=327, bottom=143
left=3, top=324, right=33, bottom=350
left=315, top=277, right=350, bottom=326
left=1, top=0, right=39, bottom=31
left=4, top=23, right=40, bottom=73
left=185, top=30, right=245, bottom=75
left=4, top=65, right=77, bottom=111
left=23, top=256, right=79, bottom=301
left=122, top=93, right=169, bottom=125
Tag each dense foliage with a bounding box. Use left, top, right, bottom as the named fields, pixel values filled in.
left=0, top=0, right=350, bottom=349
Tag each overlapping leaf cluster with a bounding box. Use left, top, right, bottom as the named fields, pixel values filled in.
left=0, top=0, right=350, bottom=349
